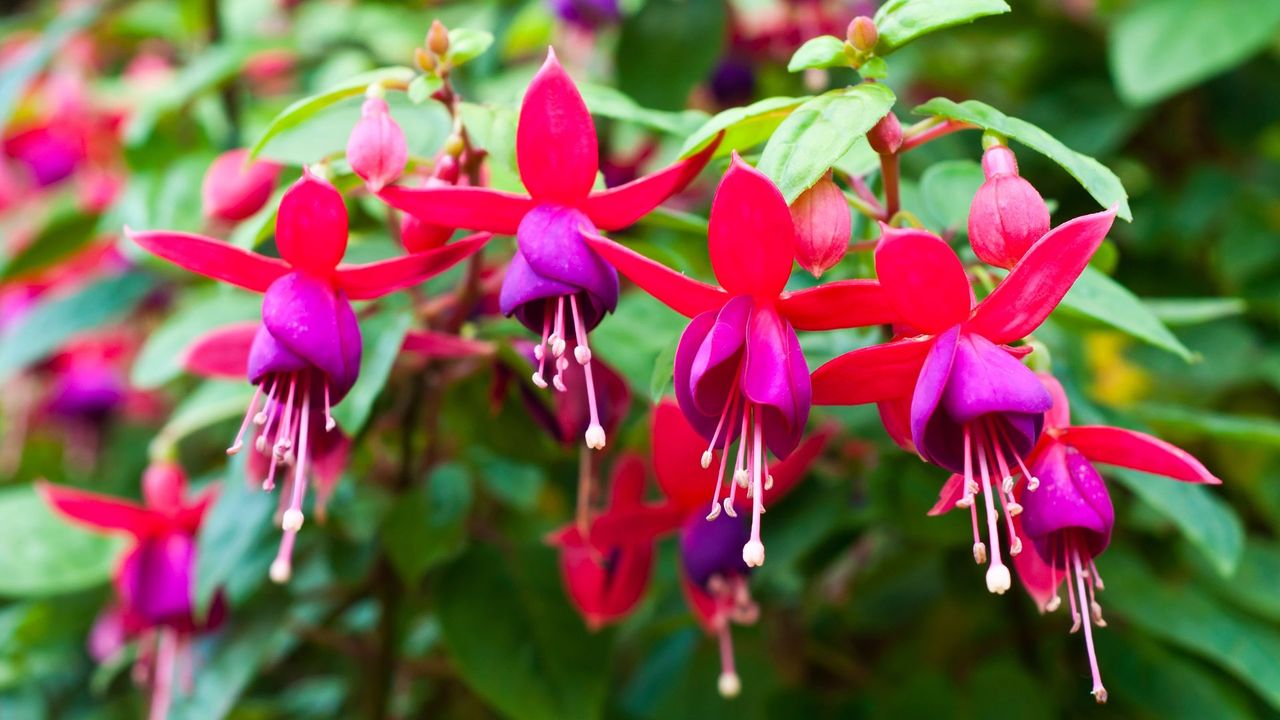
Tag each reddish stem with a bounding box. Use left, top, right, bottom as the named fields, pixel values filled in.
left=900, top=119, right=975, bottom=153
left=880, top=153, right=900, bottom=218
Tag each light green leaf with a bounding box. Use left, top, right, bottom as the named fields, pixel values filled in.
left=248, top=66, right=416, bottom=160
left=1059, top=266, right=1192, bottom=361
left=446, top=28, right=495, bottom=66
left=259, top=90, right=450, bottom=167
left=679, top=96, right=810, bottom=159
left=131, top=288, right=262, bottom=389
left=873, top=0, right=1011, bottom=54
left=759, top=84, right=896, bottom=202
left=787, top=36, right=848, bottom=72
left=1130, top=404, right=1280, bottom=448
left=332, top=300, right=413, bottom=435
left=1110, top=468, right=1243, bottom=576
left=912, top=97, right=1131, bottom=220
left=0, top=485, right=124, bottom=598
left=918, top=160, right=983, bottom=232
left=1108, top=0, right=1280, bottom=107
left=407, top=73, right=443, bottom=104
left=1145, top=298, right=1246, bottom=327
left=579, top=83, right=708, bottom=137
left=0, top=272, right=156, bottom=382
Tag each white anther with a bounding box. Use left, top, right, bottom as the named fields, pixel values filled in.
left=1091, top=602, right=1107, bottom=627
left=986, top=564, right=1011, bottom=595
left=282, top=509, right=305, bottom=532
left=1027, top=476, right=1040, bottom=491
left=718, top=672, right=741, bottom=698
left=973, top=542, right=987, bottom=565
left=733, top=469, right=748, bottom=488
left=722, top=498, right=737, bottom=517
left=1007, top=502, right=1023, bottom=517
left=700, top=450, right=713, bottom=469
left=742, top=540, right=765, bottom=567
left=226, top=442, right=242, bottom=456
left=253, top=411, right=268, bottom=425
left=255, top=436, right=268, bottom=453
left=764, top=474, right=774, bottom=491
left=965, top=480, right=980, bottom=495
left=325, top=416, right=336, bottom=432
left=706, top=503, right=722, bottom=521
left=531, top=372, right=548, bottom=389
left=552, top=374, right=567, bottom=392
left=269, top=559, right=291, bottom=584
left=1093, top=688, right=1108, bottom=704
left=1009, top=537, right=1023, bottom=556
left=1002, top=476, right=1014, bottom=495
left=1044, top=594, right=1062, bottom=612
left=533, top=344, right=544, bottom=361
left=574, top=345, right=591, bottom=365
left=585, top=424, right=606, bottom=450
left=551, top=336, right=566, bottom=358
left=956, top=495, right=974, bottom=509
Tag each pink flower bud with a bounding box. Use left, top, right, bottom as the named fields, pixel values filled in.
left=201, top=149, right=281, bottom=222
left=401, top=155, right=461, bottom=252
left=790, top=176, right=851, bottom=278
left=346, top=96, right=407, bottom=192
left=968, top=145, right=1050, bottom=268
left=847, top=16, right=878, bottom=52
left=142, top=462, right=188, bottom=513
left=867, top=112, right=902, bottom=155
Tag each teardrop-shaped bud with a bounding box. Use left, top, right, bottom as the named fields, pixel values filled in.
left=847, top=16, right=878, bottom=53
left=346, top=95, right=408, bottom=192
left=142, top=462, right=188, bottom=513
left=201, top=149, right=281, bottom=222
left=867, top=112, right=902, bottom=155
left=789, top=176, right=851, bottom=278
left=275, top=169, right=349, bottom=273
left=968, top=145, right=1050, bottom=268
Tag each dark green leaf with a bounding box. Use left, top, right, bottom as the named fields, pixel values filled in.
left=195, top=452, right=275, bottom=612
left=380, top=463, right=472, bottom=585
left=124, top=43, right=258, bottom=146
left=1059, top=266, right=1192, bottom=361
left=616, top=0, right=726, bottom=111
left=649, top=336, right=678, bottom=402
left=1110, top=468, right=1243, bottom=576
left=130, top=288, right=262, bottom=389
left=331, top=300, right=413, bottom=435
left=912, top=97, right=1131, bottom=220
left=0, top=208, right=100, bottom=283
left=0, top=485, right=124, bottom=598
left=759, top=84, right=896, bottom=202
left=787, top=36, right=848, bottom=73
left=469, top=448, right=544, bottom=510
left=1145, top=298, right=1247, bottom=327
left=873, top=0, right=1011, bottom=54
left=153, top=381, right=257, bottom=456
left=679, top=96, right=810, bottom=159
left=1130, top=404, right=1280, bottom=448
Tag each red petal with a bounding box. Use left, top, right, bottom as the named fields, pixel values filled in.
left=607, top=453, right=649, bottom=509
left=516, top=48, right=598, bottom=203
left=709, top=154, right=795, bottom=298
left=968, top=207, right=1117, bottom=344
left=1038, top=372, right=1071, bottom=430
left=335, top=233, right=490, bottom=300
left=811, top=337, right=932, bottom=406
left=779, top=279, right=897, bottom=331
left=1060, top=425, right=1220, bottom=484
left=587, top=502, right=685, bottom=548
left=38, top=482, right=159, bottom=537
left=583, top=137, right=720, bottom=231
left=581, top=228, right=727, bottom=317
left=276, top=169, right=348, bottom=274
left=874, top=225, right=971, bottom=334
left=759, top=424, right=832, bottom=505
left=401, top=330, right=495, bottom=358
left=927, top=474, right=965, bottom=516
left=378, top=185, right=534, bottom=236
left=679, top=571, right=719, bottom=632
left=175, top=486, right=219, bottom=534
left=181, top=323, right=257, bottom=379
left=127, top=228, right=289, bottom=292
left=652, top=400, right=720, bottom=512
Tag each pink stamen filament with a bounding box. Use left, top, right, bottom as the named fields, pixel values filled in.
left=743, top=405, right=765, bottom=567
left=711, top=396, right=739, bottom=520
left=532, top=302, right=553, bottom=388
left=1072, top=545, right=1107, bottom=703
left=228, top=383, right=265, bottom=455
left=984, top=421, right=1021, bottom=555
left=725, top=408, right=750, bottom=512
left=976, top=423, right=1011, bottom=594
left=569, top=295, right=606, bottom=450
left=148, top=628, right=178, bottom=720
left=716, top=618, right=740, bottom=698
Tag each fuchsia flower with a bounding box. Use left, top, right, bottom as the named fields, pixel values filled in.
left=967, top=145, right=1050, bottom=269
left=812, top=207, right=1116, bottom=593
left=931, top=374, right=1219, bottom=703
left=379, top=48, right=718, bottom=452
left=568, top=401, right=831, bottom=696
left=128, top=170, right=489, bottom=581
left=202, top=149, right=282, bottom=222
left=584, top=155, right=894, bottom=567
left=40, top=464, right=225, bottom=720
left=346, top=89, right=407, bottom=192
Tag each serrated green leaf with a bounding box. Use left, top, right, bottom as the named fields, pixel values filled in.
left=873, top=0, right=1011, bottom=54
left=0, top=485, right=124, bottom=598
left=1059, top=266, right=1192, bottom=361
left=679, top=96, right=810, bottom=159
left=445, top=28, right=494, bottom=66
left=759, top=84, right=896, bottom=202
left=912, top=97, right=1131, bottom=220
left=787, top=36, right=848, bottom=73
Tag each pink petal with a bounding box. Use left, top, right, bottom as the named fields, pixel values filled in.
left=1060, top=425, right=1221, bottom=484
left=378, top=185, right=535, bottom=236
left=811, top=337, right=932, bottom=406
left=276, top=169, right=349, bottom=274
left=516, top=48, right=598, bottom=203
left=1038, top=372, right=1071, bottom=430
left=967, top=207, right=1117, bottom=345
left=401, top=330, right=495, bottom=358
left=927, top=474, right=965, bottom=516
left=181, top=323, right=257, bottom=379
left=580, top=228, right=728, bottom=317
left=38, top=481, right=159, bottom=537
left=335, top=232, right=490, bottom=300
left=652, top=400, right=721, bottom=512
left=583, top=137, right=721, bottom=230
left=708, top=154, right=795, bottom=298
left=874, top=225, right=972, bottom=334
left=127, top=228, right=289, bottom=292
left=778, top=279, right=897, bottom=331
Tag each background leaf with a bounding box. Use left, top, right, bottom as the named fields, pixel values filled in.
left=0, top=486, right=123, bottom=598
left=873, top=0, right=1011, bottom=54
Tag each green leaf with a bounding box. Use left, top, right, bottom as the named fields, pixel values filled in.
left=0, top=485, right=124, bottom=598
left=0, top=208, right=100, bottom=283
left=1059, top=266, right=1192, bottom=361
left=153, top=381, right=257, bottom=456
left=130, top=288, right=262, bottom=389
left=918, top=160, right=984, bottom=232
left=259, top=89, right=450, bottom=167
left=592, top=291, right=689, bottom=396
left=1108, top=0, right=1280, bottom=107
left=649, top=336, right=679, bottom=402
left=679, top=96, right=810, bottom=159
left=1110, top=468, right=1243, bottom=576
left=445, top=28, right=495, bottom=66
left=1130, top=404, right=1280, bottom=448
left=912, top=97, right=1131, bottom=220
left=438, top=544, right=610, bottom=720
left=469, top=448, right=545, bottom=510
left=579, top=83, right=708, bottom=137
left=380, top=463, right=472, bottom=586
left=873, top=0, right=1011, bottom=54
left=0, top=271, right=156, bottom=382
left=195, top=452, right=275, bottom=612
left=407, top=73, right=443, bottom=104
left=1202, top=540, right=1280, bottom=622
left=1145, top=298, right=1247, bottom=327
left=457, top=103, right=523, bottom=193
left=0, top=4, right=100, bottom=128
left=759, top=84, right=896, bottom=202
left=248, top=66, right=417, bottom=160
left=616, top=0, right=726, bottom=111
left=331, top=300, right=413, bottom=435
left=787, top=36, right=848, bottom=72
left=124, top=43, right=258, bottom=146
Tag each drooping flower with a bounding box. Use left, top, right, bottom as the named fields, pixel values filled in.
left=584, top=155, right=893, bottom=567
left=202, top=149, right=282, bottom=223
left=968, top=144, right=1050, bottom=269
left=379, top=48, right=718, bottom=454
left=789, top=174, right=851, bottom=278
left=547, top=0, right=620, bottom=31
left=346, top=88, right=408, bottom=192
left=128, top=170, right=489, bottom=581
left=577, top=400, right=831, bottom=696
left=930, top=373, right=1219, bottom=703
left=39, top=463, right=225, bottom=720
left=812, top=208, right=1116, bottom=593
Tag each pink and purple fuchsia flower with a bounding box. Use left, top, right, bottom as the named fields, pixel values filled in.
left=129, top=169, right=488, bottom=582
left=585, top=155, right=895, bottom=567
left=379, top=48, right=719, bottom=454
